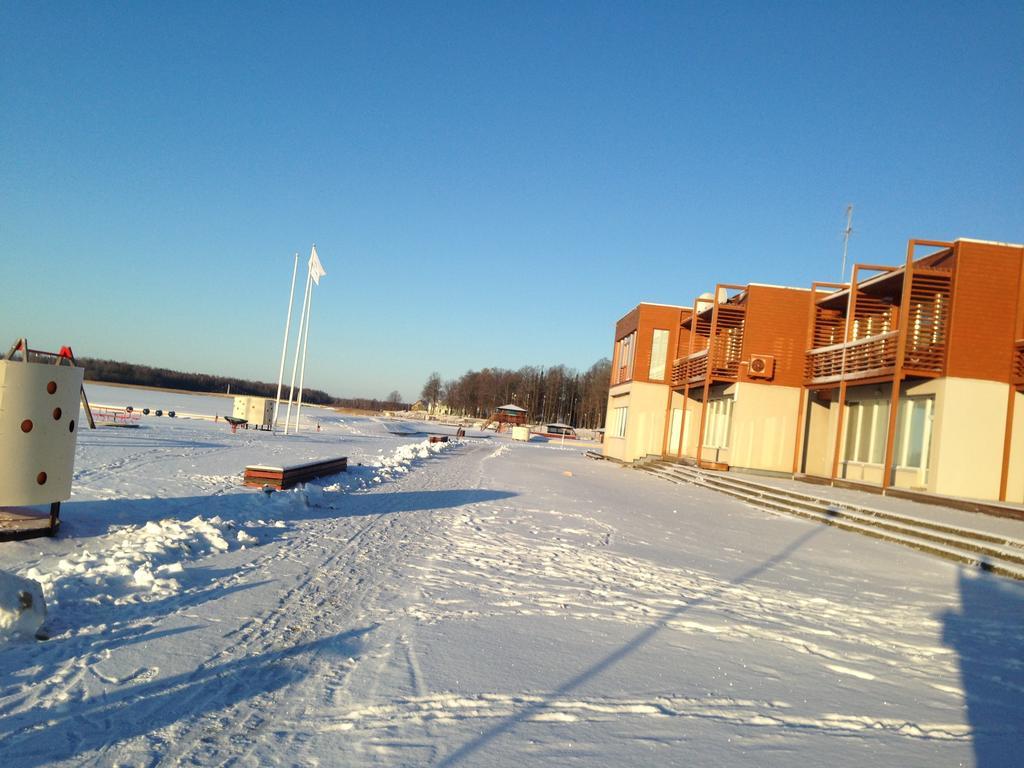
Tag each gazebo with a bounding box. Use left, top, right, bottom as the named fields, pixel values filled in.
left=481, top=403, right=527, bottom=432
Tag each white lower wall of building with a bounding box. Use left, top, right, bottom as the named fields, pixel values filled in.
left=929, top=377, right=1011, bottom=501
left=726, top=383, right=802, bottom=473
left=602, top=381, right=670, bottom=463
left=802, top=377, right=1017, bottom=503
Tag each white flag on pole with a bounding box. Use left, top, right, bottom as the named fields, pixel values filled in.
left=309, top=245, right=326, bottom=285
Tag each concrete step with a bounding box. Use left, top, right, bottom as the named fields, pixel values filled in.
left=648, top=461, right=1024, bottom=548
left=636, top=461, right=1024, bottom=580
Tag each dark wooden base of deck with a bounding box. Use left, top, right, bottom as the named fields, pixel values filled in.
left=0, top=504, right=59, bottom=541
left=243, top=457, right=348, bottom=490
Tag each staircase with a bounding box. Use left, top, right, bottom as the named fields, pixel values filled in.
left=636, top=459, right=1024, bottom=580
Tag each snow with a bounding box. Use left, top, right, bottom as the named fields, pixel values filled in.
left=0, top=385, right=1022, bottom=766
left=0, top=571, right=46, bottom=640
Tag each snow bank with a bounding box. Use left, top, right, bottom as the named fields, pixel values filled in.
left=370, top=438, right=457, bottom=481
left=23, top=515, right=236, bottom=607
left=0, top=570, right=46, bottom=641
left=16, top=437, right=459, bottom=622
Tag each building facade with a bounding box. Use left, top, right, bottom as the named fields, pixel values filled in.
left=602, top=237, right=1024, bottom=506
left=665, top=283, right=812, bottom=474
left=799, top=238, right=1024, bottom=503
left=602, top=303, right=688, bottom=463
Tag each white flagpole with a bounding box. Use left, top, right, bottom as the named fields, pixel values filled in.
left=293, top=277, right=315, bottom=432
left=273, top=253, right=300, bottom=431
left=284, top=268, right=313, bottom=435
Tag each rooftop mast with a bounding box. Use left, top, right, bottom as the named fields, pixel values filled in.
left=840, top=204, right=854, bottom=282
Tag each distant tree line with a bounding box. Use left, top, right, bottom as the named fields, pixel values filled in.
left=78, top=357, right=406, bottom=412
left=421, top=359, right=612, bottom=428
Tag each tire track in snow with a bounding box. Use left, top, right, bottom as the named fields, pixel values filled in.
left=108, top=440, right=477, bottom=766
left=402, top=501, right=964, bottom=693
left=312, top=692, right=973, bottom=743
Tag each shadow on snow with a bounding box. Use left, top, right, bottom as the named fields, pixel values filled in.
left=0, top=626, right=374, bottom=766
left=942, top=568, right=1024, bottom=767
left=438, top=525, right=826, bottom=766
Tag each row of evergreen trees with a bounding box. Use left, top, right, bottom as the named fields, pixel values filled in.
left=420, top=359, right=611, bottom=429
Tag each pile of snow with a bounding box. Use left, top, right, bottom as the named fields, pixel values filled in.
left=370, top=438, right=458, bottom=481
left=0, top=570, right=46, bottom=641
left=23, top=515, right=238, bottom=607
left=11, top=435, right=457, bottom=635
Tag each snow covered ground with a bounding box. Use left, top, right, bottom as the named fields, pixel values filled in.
left=1, top=386, right=1021, bottom=766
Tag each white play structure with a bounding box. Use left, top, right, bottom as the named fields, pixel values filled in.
left=0, top=338, right=89, bottom=538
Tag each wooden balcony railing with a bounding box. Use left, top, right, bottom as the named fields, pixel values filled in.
left=671, top=349, right=708, bottom=387
left=805, top=326, right=952, bottom=385
left=1014, top=339, right=1024, bottom=386
left=805, top=331, right=898, bottom=385
left=903, top=337, right=946, bottom=374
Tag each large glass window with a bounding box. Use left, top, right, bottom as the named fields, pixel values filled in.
left=649, top=329, right=669, bottom=380
left=615, top=332, right=637, bottom=384
left=703, top=397, right=733, bottom=449
left=895, top=396, right=934, bottom=470
left=611, top=406, right=628, bottom=438
left=843, top=399, right=890, bottom=465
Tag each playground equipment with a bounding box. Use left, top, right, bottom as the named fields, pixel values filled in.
left=480, top=403, right=527, bottom=432
left=92, top=406, right=141, bottom=427
left=0, top=338, right=92, bottom=539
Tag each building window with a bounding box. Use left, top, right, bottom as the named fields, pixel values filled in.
left=895, top=396, right=934, bottom=470
left=649, top=329, right=669, bottom=380
left=703, top=397, right=733, bottom=449
left=615, top=332, right=637, bottom=384
left=843, top=399, right=890, bottom=465
left=611, top=406, right=628, bottom=438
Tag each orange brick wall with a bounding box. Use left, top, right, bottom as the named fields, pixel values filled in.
left=947, top=241, right=1024, bottom=383
left=740, top=286, right=813, bottom=388
left=676, top=309, right=694, bottom=359
left=610, top=304, right=686, bottom=386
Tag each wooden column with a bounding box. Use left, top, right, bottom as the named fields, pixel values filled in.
left=999, top=384, right=1017, bottom=501
left=830, top=270, right=861, bottom=480
left=999, top=250, right=1024, bottom=500
left=881, top=242, right=917, bottom=490
left=695, top=287, right=723, bottom=467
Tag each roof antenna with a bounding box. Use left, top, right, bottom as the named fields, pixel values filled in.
left=840, top=204, right=854, bottom=283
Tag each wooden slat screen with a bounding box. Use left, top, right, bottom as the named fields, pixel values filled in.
left=710, top=305, right=745, bottom=378
left=671, top=349, right=708, bottom=387
left=902, top=269, right=952, bottom=374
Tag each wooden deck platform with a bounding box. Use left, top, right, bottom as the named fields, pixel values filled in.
left=0, top=507, right=58, bottom=541
left=243, top=456, right=348, bottom=490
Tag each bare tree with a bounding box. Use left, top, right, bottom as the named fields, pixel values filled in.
left=421, top=372, right=442, bottom=409
left=435, top=358, right=611, bottom=427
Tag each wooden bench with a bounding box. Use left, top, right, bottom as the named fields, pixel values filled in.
left=243, top=456, right=348, bottom=490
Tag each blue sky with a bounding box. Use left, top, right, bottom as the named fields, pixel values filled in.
left=2, top=2, right=1021, bottom=400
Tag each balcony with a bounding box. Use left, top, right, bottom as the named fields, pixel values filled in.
left=1014, top=339, right=1024, bottom=387
left=805, top=331, right=898, bottom=385
left=805, top=261, right=952, bottom=387
left=804, top=328, right=951, bottom=386
left=671, top=349, right=708, bottom=387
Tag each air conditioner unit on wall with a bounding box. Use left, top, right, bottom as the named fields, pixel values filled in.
left=748, top=354, right=775, bottom=380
